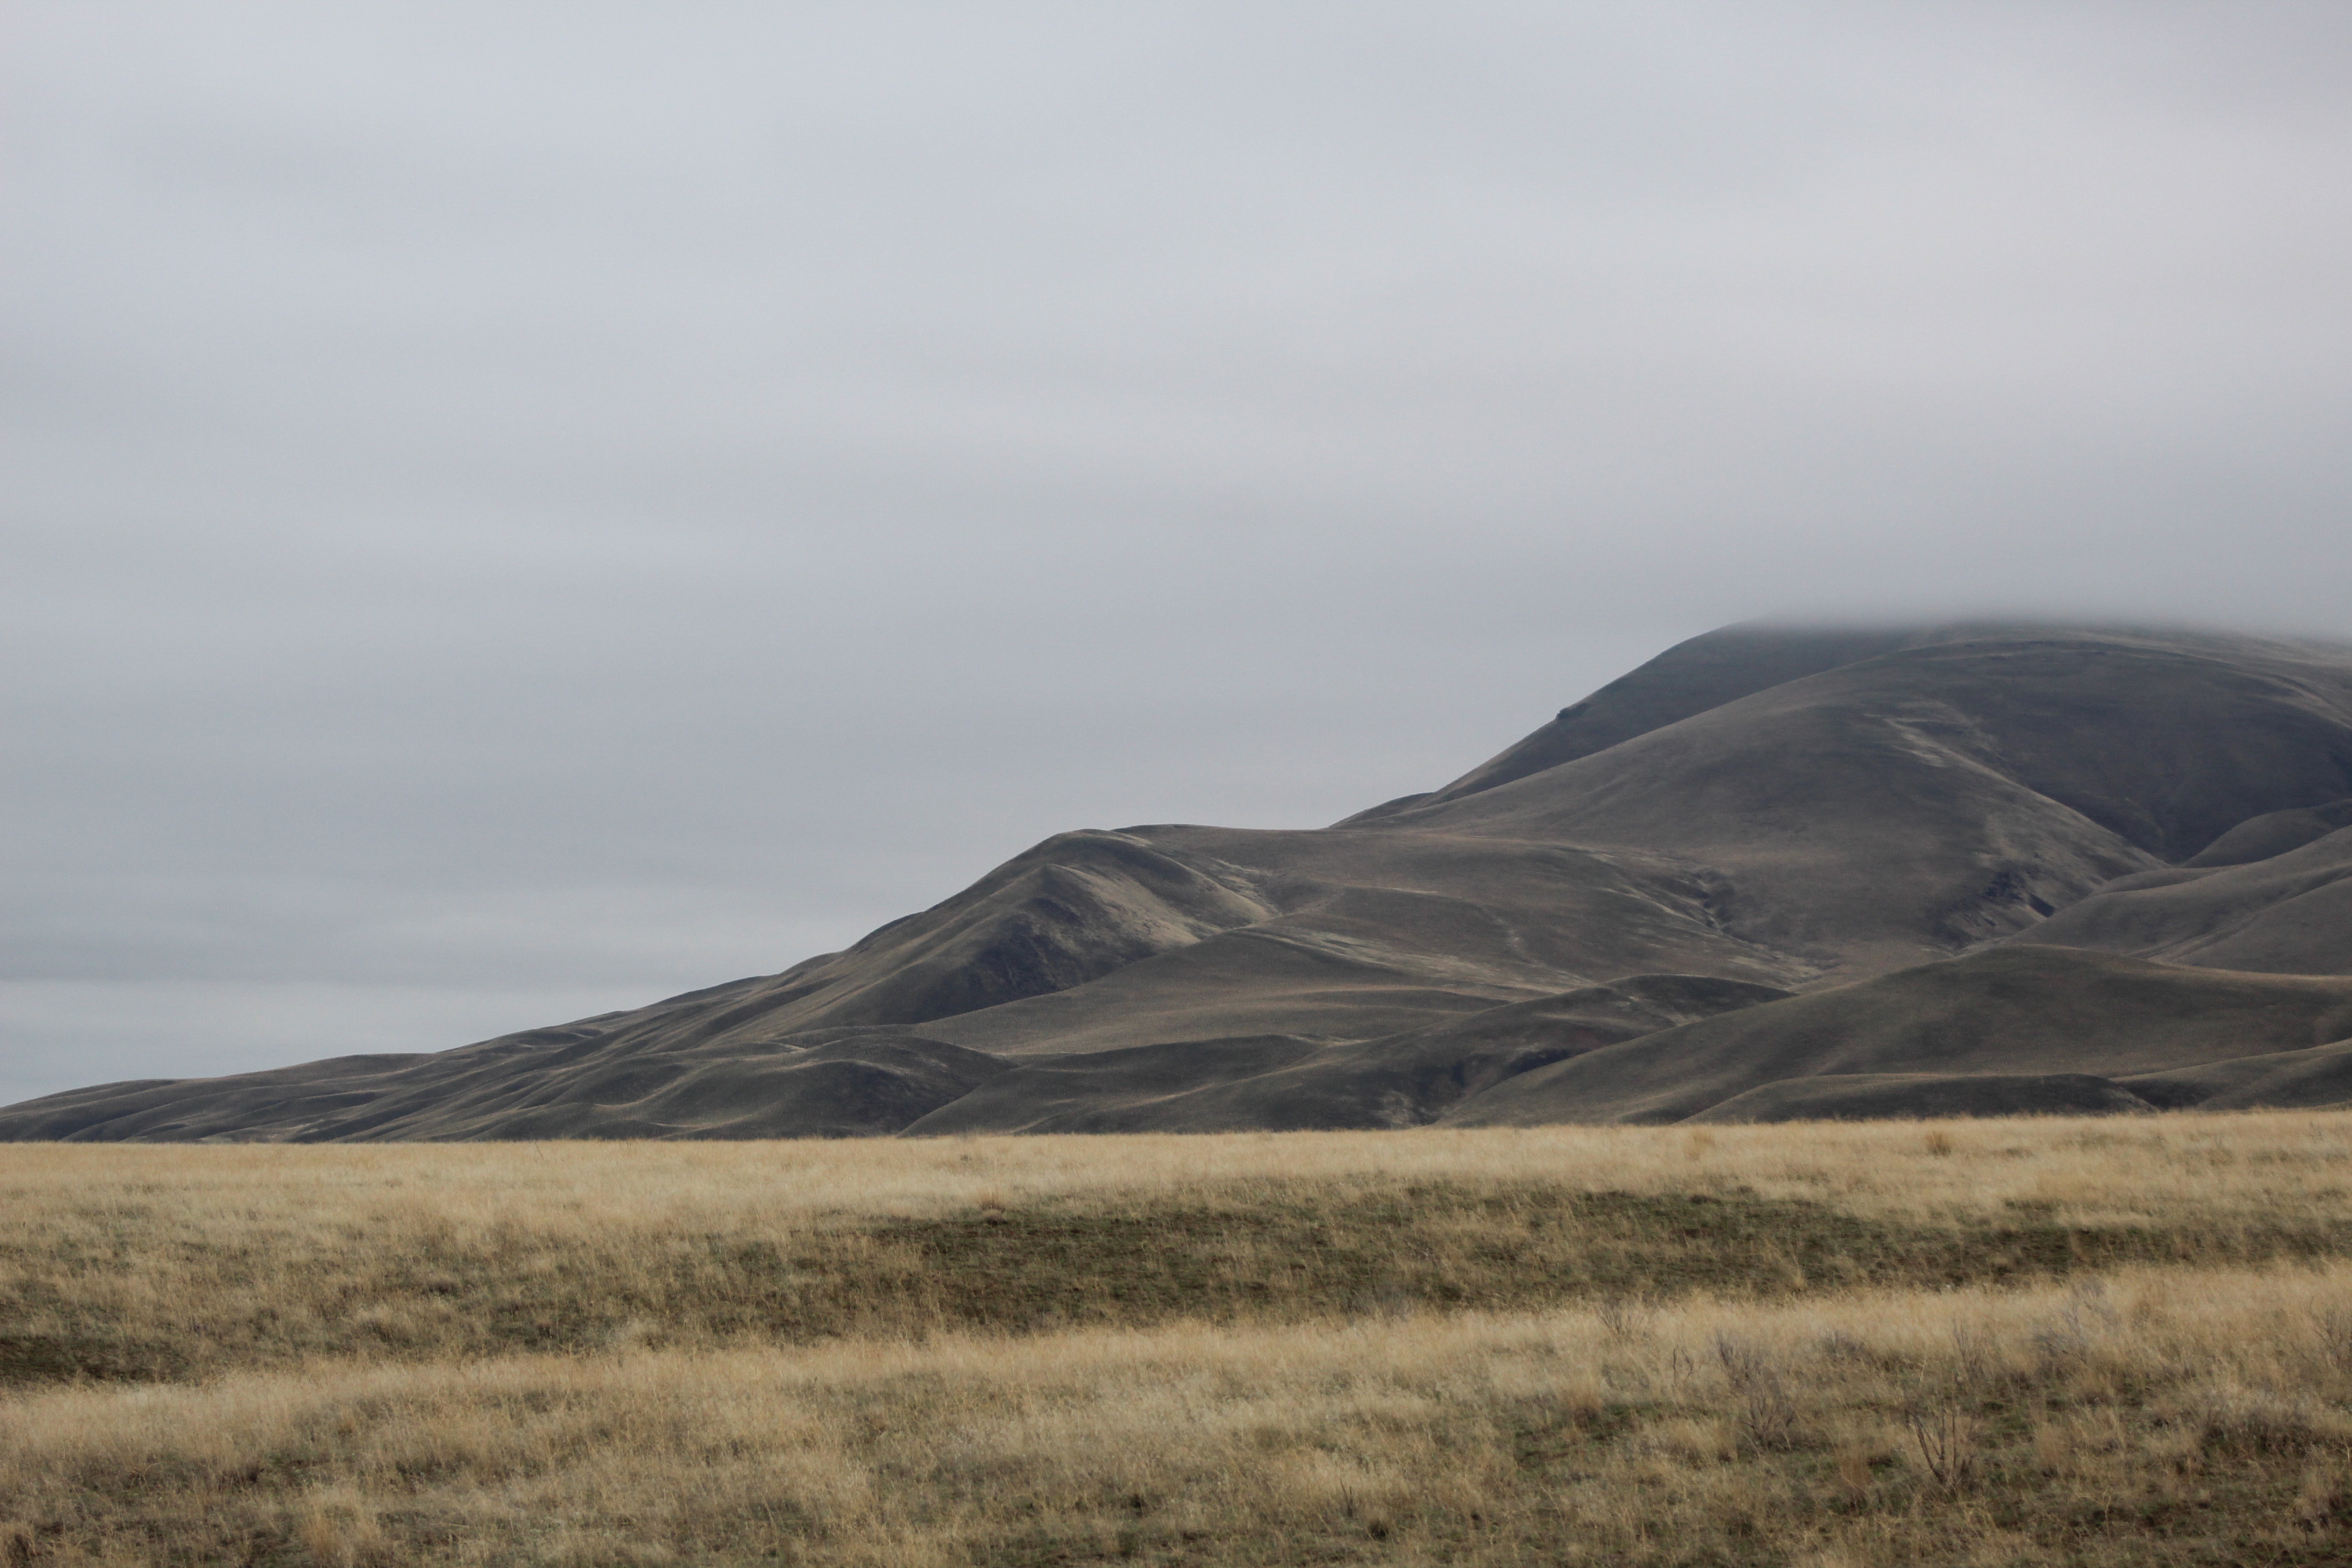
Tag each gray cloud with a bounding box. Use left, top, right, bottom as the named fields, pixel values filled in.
left=7, top=1, right=2351, bottom=1102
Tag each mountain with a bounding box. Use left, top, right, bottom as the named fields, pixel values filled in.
left=9, top=619, right=2352, bottom=1141
left=1441, top=945, right=2352, bottom=1126
left=900, top=975, right=1794, bottom=1135
left=2014, top=822, right=2352, bottom=975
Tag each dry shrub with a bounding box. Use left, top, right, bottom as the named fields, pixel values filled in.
left=1902, top=1404, right=1982, bottom=1490
left=1715, top=1333, right=1801, bottom=1450
left=1595, top=1292, right=1650, bottom=1339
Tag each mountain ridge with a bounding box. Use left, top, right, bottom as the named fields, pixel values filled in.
left=10, top=618, right=2352, bottom=1141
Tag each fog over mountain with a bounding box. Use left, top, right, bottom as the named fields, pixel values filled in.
left=7, top=5, right=2352, bottom=1107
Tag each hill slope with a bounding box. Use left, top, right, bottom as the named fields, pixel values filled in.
left=1441, top=946, right=2352, bottom=1126
left=2009, top=824, right=2352, bottom=975
left=8, top=620, right=2351, bottom=1141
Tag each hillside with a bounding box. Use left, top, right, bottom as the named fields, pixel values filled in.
left=9, top=619, right=2352, bottom=1140
left=1441, top=945, right=2352, bottom=1126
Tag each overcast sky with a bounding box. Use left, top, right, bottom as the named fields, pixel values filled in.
left=7, top=2, right=2351, bottom=1105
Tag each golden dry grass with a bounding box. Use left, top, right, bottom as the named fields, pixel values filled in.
left=14, top=1112, right=2352, bottom=1230
left=5, top=1113, right=2352, bottom=1565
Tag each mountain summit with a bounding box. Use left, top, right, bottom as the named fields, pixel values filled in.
left=10, top=621, right=2352, bottom=1141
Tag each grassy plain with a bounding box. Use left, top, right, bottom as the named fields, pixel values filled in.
left=5, top=1113, right=2352, bottom=1565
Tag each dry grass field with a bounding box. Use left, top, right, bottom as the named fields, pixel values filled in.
left=5, top=1113, right=2352, bottom=1565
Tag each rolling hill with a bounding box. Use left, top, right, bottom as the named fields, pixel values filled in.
left=10, top=619, right=2352, bottom=1140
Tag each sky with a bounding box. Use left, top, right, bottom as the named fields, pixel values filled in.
left=7, top=1, right=2352, bottom=1105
